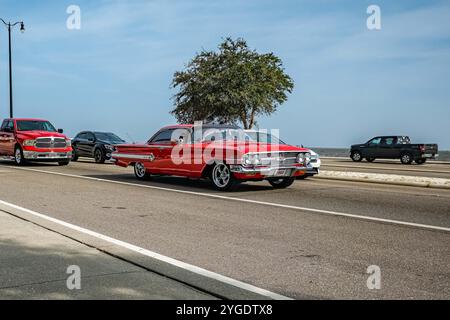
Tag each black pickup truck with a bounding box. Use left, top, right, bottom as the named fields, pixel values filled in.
left=350, top=136, right=438, bottom=165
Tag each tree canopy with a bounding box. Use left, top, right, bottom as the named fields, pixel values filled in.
left=171, top=38, right=294, bottom=129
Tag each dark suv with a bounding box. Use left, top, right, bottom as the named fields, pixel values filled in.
left=71, top=131, right=125, bottom=163
left=350, top=136, right=438, bottom=165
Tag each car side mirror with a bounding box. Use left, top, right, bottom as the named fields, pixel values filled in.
left=58, top=129, right=64, bottom=134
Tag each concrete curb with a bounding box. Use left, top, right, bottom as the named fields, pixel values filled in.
left=317, top=171, right=450, bottom=190
left=320, top=156, right=450, bottom=165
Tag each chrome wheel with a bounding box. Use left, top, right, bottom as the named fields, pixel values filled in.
left=212, top=164, right=231, bottom=188
left=15, top=148, right=22, bottom=165
left=134, top=162, right=147, bottom=179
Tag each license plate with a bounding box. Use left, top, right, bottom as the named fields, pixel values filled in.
left=274, top=169, right=290, bottom=177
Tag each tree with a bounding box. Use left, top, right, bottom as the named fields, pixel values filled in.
left=171, top=38, right=294, bottom=129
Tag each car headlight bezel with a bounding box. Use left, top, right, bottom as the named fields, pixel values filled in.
left=104, top=144, right=115, bottom=152
left=242, top=154, right=261, bottom=167
left=297, top=152, right=312, bottom=165
left=23, top=139, right=36, bottom=147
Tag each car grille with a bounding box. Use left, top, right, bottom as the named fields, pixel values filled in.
left=262, top=152, right=299, bottom=166
left=35, top=137, right=67, bottom=149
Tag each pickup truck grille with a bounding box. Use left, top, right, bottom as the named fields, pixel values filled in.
left=35, top=137, right=67, bottom=149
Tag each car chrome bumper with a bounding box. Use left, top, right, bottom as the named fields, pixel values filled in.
left=23, top=151, right=72, bottom=160
left=230, top=164, right=311, bottom=176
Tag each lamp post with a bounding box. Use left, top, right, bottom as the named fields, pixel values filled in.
left=1, top=19, right=25, bottom=118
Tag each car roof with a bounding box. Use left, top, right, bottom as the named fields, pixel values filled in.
left=161, top=124, right=240, bottom=130
left=9, top=118, right=49, bottom=122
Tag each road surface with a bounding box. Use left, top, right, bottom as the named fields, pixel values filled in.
left=0, top=160, right=449, bottom=299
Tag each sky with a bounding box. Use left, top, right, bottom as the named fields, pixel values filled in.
left=0, top=0, right=449, bottom=148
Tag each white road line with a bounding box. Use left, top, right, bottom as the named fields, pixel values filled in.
left=6, top=165, right=450, bottom=233
left=322, top=163, right=450, bottom=174
left=0, top=199, right=291, bottom=300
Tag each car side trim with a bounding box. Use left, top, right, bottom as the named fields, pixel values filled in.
left=112, top=153, right=155, bottom=161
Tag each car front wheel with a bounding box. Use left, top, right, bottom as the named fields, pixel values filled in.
left=14, top=146, right=26, bottom=166
left=269, top=177, right=295, bottom=189
left=351, top=151, right=363, bottom=162
left=400, top=153, right=413, bottom=165
left=94, top=149, right=106, bottom=164
left=210, top=163, right=237, bottom=191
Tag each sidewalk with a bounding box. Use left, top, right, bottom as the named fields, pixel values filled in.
left=0, top=210, right=215, bottom=300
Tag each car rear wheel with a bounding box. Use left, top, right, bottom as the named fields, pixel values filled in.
left=134, top=162, right=150, bottom=180
left=14, top=146, right=26, bottom=166
left=210, top=163, right=237, bottom=191
left=400, top=153, right=413, bottom=165
left=94, top=149, right=106, bottom=164
left=269, top=177, right=296, bottom=189
left=351, top=151, right=363, bottom=162
left=366, top=158, right=376, bottom=163
left=415, top=159, right=427, bottom=165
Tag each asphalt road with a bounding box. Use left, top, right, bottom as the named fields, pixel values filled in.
left=321, top=158, right=450, bottom=179
left=0, top=159, right=449, bottom=299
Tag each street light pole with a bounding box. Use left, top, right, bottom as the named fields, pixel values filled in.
left=1, top=19, right=25, bottom=119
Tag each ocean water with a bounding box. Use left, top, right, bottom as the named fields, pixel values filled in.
left=311, top=148, right=450, bottom=162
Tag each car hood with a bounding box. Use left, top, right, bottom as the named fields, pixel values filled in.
left=17, top=131, right=67, bottom=140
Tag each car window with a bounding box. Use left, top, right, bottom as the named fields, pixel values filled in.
left=382, top=137, right=397, bottom=145
left=368, top=137, right=381, bottom=145
left=76, top=133, right=88, bottom=140
left=0, top=120, right=7, bottom=131
left=150, top=130, right=174, bottom=143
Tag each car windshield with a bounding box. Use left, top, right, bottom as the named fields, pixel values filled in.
left=16, top=121, right=57, bottom=132
left=245, top=131, right=286, bottom=145
left=95, top=132, right=125, bottom=143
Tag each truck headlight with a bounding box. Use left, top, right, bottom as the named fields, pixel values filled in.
left=23, top=140, right=36, bottom=147
left=66, top=139, right=72, bottom=147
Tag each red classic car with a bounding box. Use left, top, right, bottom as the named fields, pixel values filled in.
left=0, top=118, right=72, bottom=166
left=112, top=124, right=312, bottom=191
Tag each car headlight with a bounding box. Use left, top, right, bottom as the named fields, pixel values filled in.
left=242, top=154, right=261, bottom=166
left=104, top=145, right=115, bottom=151
left=297, top=152, right=311, bottom=165
left=23, top=140, right=36, bottom=147
left=66, top=139, right=72, bottom=147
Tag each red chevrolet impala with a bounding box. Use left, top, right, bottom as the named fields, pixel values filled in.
left=112, top=124, right=312, bottom=191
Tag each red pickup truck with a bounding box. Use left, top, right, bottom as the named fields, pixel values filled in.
left=112, top=124, right=312, bottom=191
left=0, top=118, right=72, bottom=166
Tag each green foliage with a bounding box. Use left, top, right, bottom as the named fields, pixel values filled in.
left=171, top=38, right=294, bottom=129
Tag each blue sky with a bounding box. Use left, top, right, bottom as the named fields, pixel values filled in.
left=0, top=0, right=449, bottom=148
